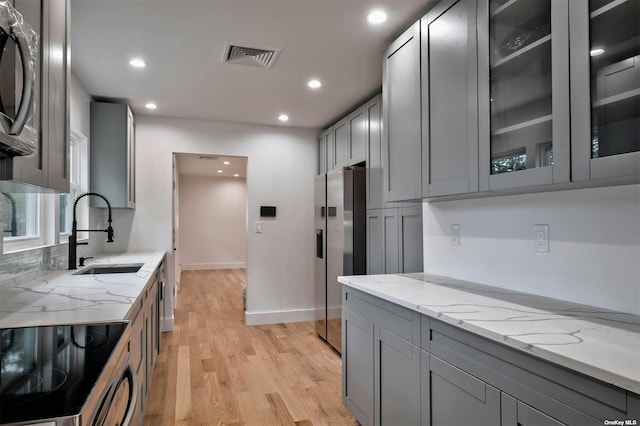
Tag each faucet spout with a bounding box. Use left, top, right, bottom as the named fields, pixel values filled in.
left=68, top=192, right=114, bottom=270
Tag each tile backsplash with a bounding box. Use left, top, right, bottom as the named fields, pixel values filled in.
left=0, top=244, right=68, bottom=287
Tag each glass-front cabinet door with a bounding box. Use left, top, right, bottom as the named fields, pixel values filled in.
left=570, top=0, right=640, bottom=181
left=479, top=0, right=570, bottom=191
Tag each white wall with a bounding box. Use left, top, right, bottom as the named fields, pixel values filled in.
left=178, top=175, right=247, bottom=270
left=115, top=115, right=317, bottom=326
left=423, top=184, right=640, bottom=315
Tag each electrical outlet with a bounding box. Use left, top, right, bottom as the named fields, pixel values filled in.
left=255, top=221, right=263, bottom=233
left=451, top=224, right=460, bottom=246
left=534, top=224, right=549, bottom=253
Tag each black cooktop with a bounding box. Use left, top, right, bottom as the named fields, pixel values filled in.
left=0, top=322, right=126, bottom=424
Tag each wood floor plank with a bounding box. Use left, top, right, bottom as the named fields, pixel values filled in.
left=144, top=269, right=356, bottom=426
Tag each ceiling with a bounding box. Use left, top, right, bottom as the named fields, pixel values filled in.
left=175, top=153, right=247, bottom=178
left=70, top=0, right=434, bottom=129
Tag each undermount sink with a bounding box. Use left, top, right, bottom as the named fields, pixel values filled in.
left=74, top=263, right=144, bottom=275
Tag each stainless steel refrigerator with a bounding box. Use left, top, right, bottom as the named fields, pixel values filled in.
left=315, top=167, right=366, bottom=353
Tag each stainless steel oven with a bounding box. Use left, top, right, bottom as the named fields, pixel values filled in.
left=0, top=0, right=38, bottom=158
left=0, top=322, right=137, bottom=426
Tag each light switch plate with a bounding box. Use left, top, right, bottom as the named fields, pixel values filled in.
left=255, top=221, right=263, bottom=233
left=534, top=224, right=549, bottom=252
left=451, top=224, right=460, bottom=246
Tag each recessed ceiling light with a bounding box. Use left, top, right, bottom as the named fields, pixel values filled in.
left=278, top=114, right=289, bottom=122
left=223, top=161, right=230, bottom=165
left=129, top=58, right=146, bottom=68
left=234, top=174, right=239, bottom=177
left=145, top=102, right=157, bottom=110
left=367, top=9, right=387, bottom=24
left=590, top=48, right=605, bottom=56
left=308, top=79, right=322, bottom=89
left=217, top=170, right=223, bottom=173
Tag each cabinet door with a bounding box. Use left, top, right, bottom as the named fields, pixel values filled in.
left=421, top=0, right=478, bottom=197
left=333, top=118, right=349, bottom=170
left=44, top=0, right=70, bottom=192
left=366, top=209, right=384, bottom=274
left=318, top=133, right=327, bottom=175
left=501, top=393, right=566, bottom=426
left=478, top=0, right=571, bottom=191
left=382, top=208, right=399, bottom=274
left=366, top=95, right=383, bottom=210
left=569, top=0, right=640, bottom=181
left=126, top=108, right=136, bottom=208
left=348, top=105, right=366, bottom=165
left=382, top=22, right=422, bottom=202
left=343, top=309, right=375, bottom=425
left=399, top=204, right=423, bottom=273
left=375, top=327, right=421, bottom=426
left=325, top=127, right=335, bottom=172
left=423, top=354, right=501, bottom=426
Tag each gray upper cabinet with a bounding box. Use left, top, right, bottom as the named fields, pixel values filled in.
left=569, top=0, right=640, bottom=182
left=324, top=127, right=334, bottom=172
left=478, top=0, right=571, bottom=191
left=382, top=22, right=422, bottom=202
left=332, top=118, right=349, bottom=170
left=366, top=209, right=384, bottom=275
left=348, top=104, right=367, bottom=165
left=0, top=0, right=69, bottom=193
left=399, top=204, right=423, bottom=273
left=90, top=102, right=136, bottom=209
left=366, top=95, right=383, bottom=210
left=318, top=132, right=327, bottom=175
left=421, top=0, right=479, bottom=198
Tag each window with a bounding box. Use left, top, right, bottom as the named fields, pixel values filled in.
left=60, top=131, right=88, bottom=238
left=1, top=193, right=44, bottom=251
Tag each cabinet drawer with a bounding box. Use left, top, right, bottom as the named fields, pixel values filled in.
left=429, top=319, right=628, bottom=424
left=344, top=287, right=420, bottom=345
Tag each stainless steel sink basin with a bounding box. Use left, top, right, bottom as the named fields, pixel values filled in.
left=74, top=263, right=144, bottom=275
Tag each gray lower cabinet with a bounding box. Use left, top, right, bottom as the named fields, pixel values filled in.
left=343, top=309, right=375, bottom=425
left=382, top=22, right=422, bottom=202
left=501, top=393, right=565, bottom=426
left=343, top=286, right=640, bottom=426
left=127, top=260, right=164, bottom=425
left=423, top=353, right=501, bottom=426
left=375, top=327, right=421, bottom=426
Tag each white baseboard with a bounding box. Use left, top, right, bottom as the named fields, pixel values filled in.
left=245, top=308, right=317, bottom=325
left=161, top=317, right=174, bottom=332
left=181, top=262, right=246, bottom=270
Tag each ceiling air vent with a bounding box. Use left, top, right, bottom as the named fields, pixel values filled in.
left=222, top=43, right=281, bottom=69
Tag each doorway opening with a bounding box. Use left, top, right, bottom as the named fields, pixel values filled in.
left=172, top=153, right=248, bottom=311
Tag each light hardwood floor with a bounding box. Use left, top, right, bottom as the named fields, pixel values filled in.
left=143, top=269, right=358, bottom=426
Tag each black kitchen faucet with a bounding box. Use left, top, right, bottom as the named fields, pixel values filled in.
left=68, top=192, right=114, bottom=269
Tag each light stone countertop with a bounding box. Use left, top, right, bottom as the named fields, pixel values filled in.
left=0, top=252, right=165, bottom=328
left=338, top=273, right=640, bottom=395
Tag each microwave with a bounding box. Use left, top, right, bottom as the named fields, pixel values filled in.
left=0, top=0, right=38, bottom=158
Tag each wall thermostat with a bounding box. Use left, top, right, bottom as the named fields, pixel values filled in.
left=260, top=206, right=276, bottom=217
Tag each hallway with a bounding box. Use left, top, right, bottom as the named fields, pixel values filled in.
left=143, top=269, right=357, bottom=425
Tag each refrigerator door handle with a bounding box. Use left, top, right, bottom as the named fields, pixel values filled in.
left=316, top=229, right=324, bottom=259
